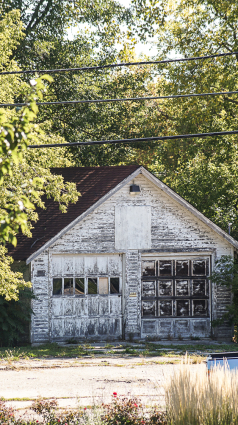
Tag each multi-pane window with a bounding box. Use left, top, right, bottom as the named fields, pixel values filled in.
left=53, top=277, right=120, bottom=296
left=141, top=258, right=210, bottom=318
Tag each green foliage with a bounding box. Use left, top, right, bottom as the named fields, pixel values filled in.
left=0, top=287, right=33, bottom=346
left=211, top=255, right=238, bottom=330
left=130, top=0, right=238, bottom=238
left=0, top=246, right=31, bottom=301
left=0, top=396, right=167, bottom=425
left=102, top=395, right=167, bottom=424
left=0, top=10, right=80, bottom=310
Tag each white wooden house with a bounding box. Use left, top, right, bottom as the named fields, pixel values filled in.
left=9, top=165, right=238, bottom=343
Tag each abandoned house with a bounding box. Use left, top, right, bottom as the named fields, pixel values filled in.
left=9, top=165, right=238, bottom=343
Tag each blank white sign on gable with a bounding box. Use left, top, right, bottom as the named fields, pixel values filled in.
left=115, top=205, right=151, bottom=250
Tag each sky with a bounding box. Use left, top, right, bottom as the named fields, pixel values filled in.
left=67, top=0, right=158, bottom=58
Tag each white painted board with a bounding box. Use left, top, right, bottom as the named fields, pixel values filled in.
left=115, top=205, right=151, bottom=249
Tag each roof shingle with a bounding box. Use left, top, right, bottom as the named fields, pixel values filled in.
left=8, top=165, right=140, bottom=261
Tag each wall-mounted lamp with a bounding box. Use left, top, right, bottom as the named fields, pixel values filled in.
left=130, top=184, right=141, bottom=195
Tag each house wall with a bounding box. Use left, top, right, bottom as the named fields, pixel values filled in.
left=30, top=173, right=233, bottom=343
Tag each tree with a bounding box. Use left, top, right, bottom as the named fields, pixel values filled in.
left=211, top=255, right=238, bottom=340
left=0, top=10, right=79, bottom=301
left=131, top=0, right=238, bottom=238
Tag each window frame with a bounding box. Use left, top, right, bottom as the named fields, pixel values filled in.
left=52, top=276, right=121, bottom=296
left=141, top=257, right=211, bottom=318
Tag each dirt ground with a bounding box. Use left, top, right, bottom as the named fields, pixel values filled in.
left=0, top=356, right=204, bottom=420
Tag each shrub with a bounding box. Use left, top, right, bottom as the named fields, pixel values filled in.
left=166, top=364, right=238, bottom=425
left=211, top=255, right=238, bottom=336
left=102, top=394, right=167, bottom=425
left=0, top=288, right=34, bottom=347
left=0, top=396, right=167, bottom=425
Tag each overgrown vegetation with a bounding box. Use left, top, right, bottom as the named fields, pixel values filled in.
left=0, top=395, right=166, bottom=424
left=0, top=342, right=235, bottom=361
left=0, top=287, right=33, bottom=347
left=166, top=364, right=238, bottom=425
left=211, top=255, right=238, bottom=339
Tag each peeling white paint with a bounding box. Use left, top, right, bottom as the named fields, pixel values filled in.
left=30, top=174, right=234, bottom=343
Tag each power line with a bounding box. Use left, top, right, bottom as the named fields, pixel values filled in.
left=1, top=51, right=238, bottom=76
left=28, top=130, right=238, bottom=148
left=1, top=90, right=238, bottom=108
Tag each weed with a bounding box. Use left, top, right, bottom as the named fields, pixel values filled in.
left=166, top=363, right=238, bottom=425
left=0, top=395, right=167, bottom=425
left=102, top=394, right=167, bottom=424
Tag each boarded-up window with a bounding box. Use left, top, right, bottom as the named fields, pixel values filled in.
left=115, top=205, right=151, bottom=249
left=53, top=278, right=62, bottom=295
left=99, top=277, right=109, bottom=295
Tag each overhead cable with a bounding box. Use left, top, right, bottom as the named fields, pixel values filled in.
left=1, top=51, right=237, bottom=76
left=28, top=130, right=238, bottom=148
left=1, top=90, right=238, bottom=108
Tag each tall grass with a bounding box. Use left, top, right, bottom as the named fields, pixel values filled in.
left=166, top=362, right=238, bottom=425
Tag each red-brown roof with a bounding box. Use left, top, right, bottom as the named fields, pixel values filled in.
left=8, top=165, right=140, bottom=261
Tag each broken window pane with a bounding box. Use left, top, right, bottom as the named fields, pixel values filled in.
left=53, top=278, right=62, bottom=295
left=64, top=278, right=73, bottom=295
left=176, top=280, right=189, bottom=296
left=142, top=301, right=156, bottom=316
left=142, top=261, right=155, bottom=276
left=193, top=260, right=206, bottom=275
left=110, top=277, right=120, bottom=294
left=99, top=277, right=109, bottom=295
left=192, top=280, right=206, bottom=296
left=142, top=281, right=155, bottom=297
left=177, top=300, right=189, bottom=316
left=88, top=278, right=97, bottom=294
left=193, top=300, right=207, bottom=316
left=160, top=300, right=173, bottom=316
left=159, top=261, right=172, bottom=276
left=176, top=261, right=189, bottom=276
left=159, top=281, right=172, bottom=296
left=75, top=278, right=85, bottom=295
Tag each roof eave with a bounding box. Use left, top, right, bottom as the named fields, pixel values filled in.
left=26, top=165, right=238, bottom=264
left=141, top=168, right=238, bottom=250
left=26, top=166, right=142, bottom=264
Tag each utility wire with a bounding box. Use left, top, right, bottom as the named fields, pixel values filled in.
left=1, top=90, right=238, bottom=108
left=28, top=130, right=238, bottom=148
left=1, top=51, right=238, bottom=76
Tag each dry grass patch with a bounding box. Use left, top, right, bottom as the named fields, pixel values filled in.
left=166, top=363, right=238, bottom=425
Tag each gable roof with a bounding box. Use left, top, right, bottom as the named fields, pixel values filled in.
left=8, top=165, right=140, bottom=262
left=7, top=165, right=238, bottom=263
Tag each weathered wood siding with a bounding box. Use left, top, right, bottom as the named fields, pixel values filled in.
left=30, top=173, right=233, bottom=343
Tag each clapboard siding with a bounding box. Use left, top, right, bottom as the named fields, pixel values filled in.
left=30, top=173, right=234, bottom=342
